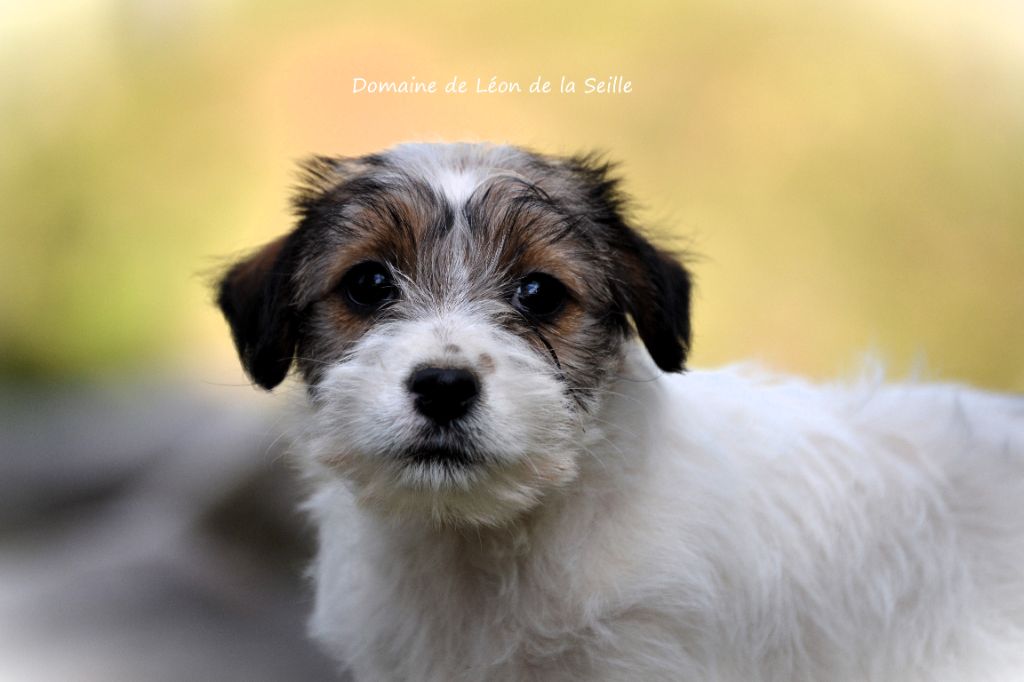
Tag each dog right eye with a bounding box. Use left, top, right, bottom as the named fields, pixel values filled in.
left=513, top=272, right=567, bottom=321
left=339, top=261, right=398, bottom=313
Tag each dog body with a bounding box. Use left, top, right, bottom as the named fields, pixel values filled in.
left=306, top=352, right=1024, bottom=682
left=217, top=143, right=1024, bottom=681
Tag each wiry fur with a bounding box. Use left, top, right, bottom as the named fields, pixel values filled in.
left=216, top=142, right=1024, bottom=681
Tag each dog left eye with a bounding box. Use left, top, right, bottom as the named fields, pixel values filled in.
left=513, top=273, right=567, bottom=320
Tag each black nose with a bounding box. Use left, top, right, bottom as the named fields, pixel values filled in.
left=408, top=367, right=480, bottom=425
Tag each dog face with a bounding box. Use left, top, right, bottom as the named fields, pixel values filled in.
left=217, top=143, right=691, bottom=525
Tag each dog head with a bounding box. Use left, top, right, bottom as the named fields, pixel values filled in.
left=217, top=143, right=691, bottom=526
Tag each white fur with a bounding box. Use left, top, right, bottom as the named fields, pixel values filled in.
left=299, top=342, right=1024, bottom=681
left=273, top=141, right=1024, bottom=680
left=435, top=168, right=484, bottom=207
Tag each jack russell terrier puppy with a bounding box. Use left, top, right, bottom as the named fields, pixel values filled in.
left=216, top=142, right=1024, bottom=681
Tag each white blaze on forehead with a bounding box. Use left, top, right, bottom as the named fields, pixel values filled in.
left=435, top=169, right=482, bottom=208
left=386, top=141, right=525, bottom=209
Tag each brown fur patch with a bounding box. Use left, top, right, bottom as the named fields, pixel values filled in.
left=477, top=353, right=496, bottom=374
left=218, top=143, right=692, bottom=394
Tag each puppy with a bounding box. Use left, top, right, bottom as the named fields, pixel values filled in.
left=216, top=142, right=1024, bottom=681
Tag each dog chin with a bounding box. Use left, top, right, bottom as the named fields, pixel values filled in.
left=306, top=433, right=581, bottom=527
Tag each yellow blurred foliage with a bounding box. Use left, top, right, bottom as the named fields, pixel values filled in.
left=1, top=0, right=1021, bottom=388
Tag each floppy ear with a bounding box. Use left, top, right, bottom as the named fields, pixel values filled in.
left=561, top=153, right=693, bottom=372
left=216, top=235, right=298, bottom=390
left=614, top=229, right=693, bottom=372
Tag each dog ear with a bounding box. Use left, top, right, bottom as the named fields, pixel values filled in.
left=613, top=229, right=693, bottom=372
left=216, top=156, right=357, bottom=389
left=561, top=154, right=693, bottom=372
left=216, top=235, right=299, bottom=390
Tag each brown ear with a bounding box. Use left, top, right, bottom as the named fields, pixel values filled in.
left=216, top=235, right=298, bottom=390
left=560, top=153, right=693, bottom=372
left=614, top=230, right=693, bottom=372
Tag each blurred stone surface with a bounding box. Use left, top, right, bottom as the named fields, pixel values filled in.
left=0, top=379, right=344, bottom=681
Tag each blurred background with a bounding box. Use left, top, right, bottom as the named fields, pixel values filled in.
left=1, top=0, right=1022, bottom=679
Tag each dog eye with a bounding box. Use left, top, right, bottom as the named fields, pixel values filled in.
left=513, top=273, right=567, bottom=320
left=339, top=261, right=397, bottom=312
